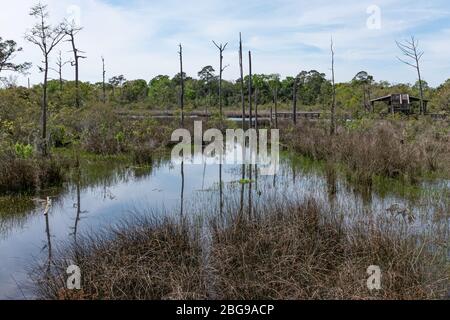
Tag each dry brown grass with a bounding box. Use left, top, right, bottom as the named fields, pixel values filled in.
left=35, top=217, right=207, bottom=300
left=33, top=198, right=448, bottom=300
left=210, top=199, right=447, bottom=300
left=281, top=119, right=450, bottom=183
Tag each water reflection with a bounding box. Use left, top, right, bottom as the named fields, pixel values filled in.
left=219, top=163, right=223, bottom=216
left=239, top=164, right=245, bottom=216
left=248, top=163, right=253, bottom=218
left=43, top=199, right=53, bottom=274
left=0, top=145, right=447, bottom=299
left=70, top=167, right=88, bottom=244
left=181, top=161, right=185, bottom=217
left=325, top=163, right=337, bottom=202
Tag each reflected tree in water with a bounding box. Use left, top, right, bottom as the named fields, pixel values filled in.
left=180, top=160, right=185, bottom=217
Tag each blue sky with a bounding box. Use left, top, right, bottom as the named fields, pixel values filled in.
left=1, top=0, right=449, bottom=86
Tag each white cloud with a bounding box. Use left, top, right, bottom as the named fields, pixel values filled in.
left=0, top=0, right=449, bottom=87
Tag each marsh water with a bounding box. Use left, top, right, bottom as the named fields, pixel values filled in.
left=0, top=144, right=448, bottom=299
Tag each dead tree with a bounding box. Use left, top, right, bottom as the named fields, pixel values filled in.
left=330, top=38, right=336, bottom=135
left=396, top=36, right=425, bottom=115
left=178, top=44, right=185, bottom=127
left=50, top=51, right=69, bottom=91
left=25, top=3, right=67, bottom=156
left=254, top=86, right=259, bottom=130
left=248, top=51, right=253, bottom=128
left=239, top=33, right=246, bottom=130
left=269, top=74, right=280, bottom=129
left=65, top=23, right=86, bottom=108
left=292, top=77, right=298, bottom=124
left=238, top=33, right=246, bottom=216
left=101, top=56, right=106, bottom=103
left=274, top=85, right=278, bottom=128
left=212, top=41, right=228, bottom=118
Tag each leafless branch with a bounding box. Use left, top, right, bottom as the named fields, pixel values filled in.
left=395, top=35, right=426, bottom=114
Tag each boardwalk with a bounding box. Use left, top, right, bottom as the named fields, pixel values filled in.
left=117, top=110, right=447, bottom=122
left=118, top=110, right=324, bottom=120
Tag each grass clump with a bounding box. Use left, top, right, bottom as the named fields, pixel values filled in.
left=0, top=147, right=67, bottom=194
left=281, top=119, right=450, bottom=183
left=35, top=217, right=207, bottom=300
left=33, top=198, right=448, bottom=300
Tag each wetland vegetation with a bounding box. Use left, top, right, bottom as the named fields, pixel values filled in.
left=0, top=2, right=448, bottom=301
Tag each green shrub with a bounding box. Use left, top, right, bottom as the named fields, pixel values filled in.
left=14, top=143, right=33, bottom=159
left=50, top=125, right=73, bottom=148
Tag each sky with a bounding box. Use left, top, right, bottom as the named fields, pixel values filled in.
left=0, top=0, right=449, bottom=87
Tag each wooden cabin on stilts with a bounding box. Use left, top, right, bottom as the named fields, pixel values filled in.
left=370, top=94, right=429, bottom=115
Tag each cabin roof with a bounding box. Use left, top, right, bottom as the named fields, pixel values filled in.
left=370, top=94, right=429, bottom=103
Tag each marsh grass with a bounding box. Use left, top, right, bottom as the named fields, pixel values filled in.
left=32, top=195, right=448, bottom=300
left=210, top=199, right=448, bottom=300
left=33, top=216, right=207, bottom=300
left=0, top=151, right=68, bottom=195
left=281, top=119, right=450, bottom=184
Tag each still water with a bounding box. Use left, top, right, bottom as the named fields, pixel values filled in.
left=0, top=146, right=448, bottom=299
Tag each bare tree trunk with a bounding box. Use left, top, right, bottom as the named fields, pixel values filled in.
left=330, top=38, right=336, bottom=136
left=363, top=84, right=367, bottom=110
left=58, top=64, right=63, bottom=91
left=219, top=162, right=223, bottom=216
left=239, top=33, right=246, bottom=130
left=57, top=51, right=63, bottom=91
left=68, top=32, right=81, bottom=108
left=248, top=164, right=252, bottom=218
left=254, top=87, right=258, bottom=130
left=270, top=100, right=273, bottom=128
left=274, top=87, right=278, bottom=129
left=219, top=52, right=223, bottom=117
left=292, top=77, right=297, bottom=125
left=74, top=47, right=79, bottom=108
left=26, top=3, right=67, bottom=157
left=42, top=56, right=49, bottom=156
left=206, top=73, right=210, bottom=116
left=51, top=51, right=69, bottom=92
left=179, top=44, right=185, bottom=127
left=248, top=51, right=253, bottom=128
left=66, top=27, right=86, bottom=109
left=417, top=60, right=425, bottom=115
left=213, top=41, right=228, bottom=120
left=102, top=56, right=106, bottom=103
left=396, top=36, right=426, bottom=115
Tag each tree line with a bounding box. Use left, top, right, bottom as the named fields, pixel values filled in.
left=1, top=3, right=450, bottom=154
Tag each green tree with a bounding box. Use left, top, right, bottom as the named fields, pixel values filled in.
left=352, top=71, right=374, bottom=111
left=109, top=75, right=126, bottom=99
left=0, top=37, right=31, bottom=75
left=25, top=3, right=67, bottom=156
left=430, top=79, right=450, bottom=112
left=123, top=79, right=148, bottom=103
left=148, top=75, right=175, bottom=108
left=297, top=70, right=328, bottom=106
